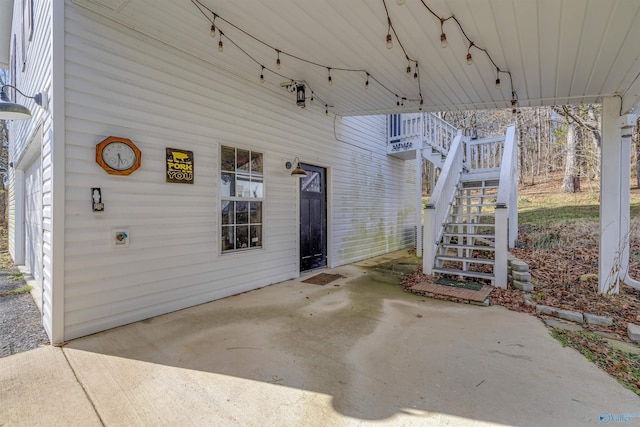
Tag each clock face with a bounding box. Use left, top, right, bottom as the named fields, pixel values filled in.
left=102, top=142, right=137, bottom=171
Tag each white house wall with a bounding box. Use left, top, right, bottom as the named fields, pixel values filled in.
left=8, top=0, right=54, bottom=337
left=62, top=5, right=416, bottom=340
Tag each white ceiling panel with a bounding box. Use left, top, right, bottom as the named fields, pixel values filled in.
left=70, top=0, right=640, bottom=115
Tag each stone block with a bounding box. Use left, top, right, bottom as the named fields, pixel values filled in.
left=510, top=260, right=529, bottom=272
left=523, top=294, right=535, bottom=307
left=512, top=271, right=532, bottom=282
left=584, top=313, right=613, bottom=327
left=629, top=323, right=640, bottom=342
left=536, top=305, right=584, bottom=323
left=513, top=280, right=534, bottom=292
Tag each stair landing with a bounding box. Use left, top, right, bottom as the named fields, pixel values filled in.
left=409, top=281, right=493, bottom=306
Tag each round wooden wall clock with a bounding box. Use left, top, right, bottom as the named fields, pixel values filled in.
left=96, top=136, right=141, bottom=175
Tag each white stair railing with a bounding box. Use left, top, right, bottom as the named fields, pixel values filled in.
left=494, top=125, right=518, bottom=288
left=424, top=113, right=458, bottom=156
left=423, top=130, right=465, bottom=275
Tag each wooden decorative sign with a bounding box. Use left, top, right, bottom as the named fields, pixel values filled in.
left=166, top=148, right=194, bottom=184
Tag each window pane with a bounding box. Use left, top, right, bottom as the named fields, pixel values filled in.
left=236, top=201, right=248, bottom=224
left=301, top=171, right=321, bottom=193
left=251, top=152, right=263, bottom=174
left=237, top=149, right=250, bottom=172
left=222, top=226, right=235, bottom=251
left=221, top=173, right=235, bottom=197
left=250, top=225, right=262, bottom=247
left=250, top=177, right=263, bottom=198
left=236, top=174, right=251, bottom=198
left=250, top=202, right=262, bottom=223
left=236, top=226, right=249, bottom=249
left=221, top=201, right=233, bottom=225
left=221, top=146, right=235, bottom=172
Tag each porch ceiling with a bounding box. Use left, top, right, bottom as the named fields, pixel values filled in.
left=73, top=0, right=640, bottom=116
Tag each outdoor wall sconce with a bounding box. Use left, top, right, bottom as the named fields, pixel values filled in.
left=287, top=157, right=307, bottom=177
left=0, top=85, right=48, bottom=120
left=296, top=84, right=306, bottom=108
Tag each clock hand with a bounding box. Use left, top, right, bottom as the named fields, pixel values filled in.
left=117, top=153, right=122, bottom=167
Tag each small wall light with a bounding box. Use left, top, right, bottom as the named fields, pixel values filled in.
left=296, top=84, right=306, bottom=108
left=0, top=85, right=48, bottom=120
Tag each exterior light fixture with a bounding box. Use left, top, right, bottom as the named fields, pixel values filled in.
left=290, top=157, right=307, bottom=177
left=296, top=84, right=305, bottom=108
left=0, top=85, right=48, bottom=120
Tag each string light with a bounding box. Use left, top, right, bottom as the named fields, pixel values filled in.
left=325, top=104, right=329, bottom=116
left=310, top=91, right=314, bottom=103
left=259, top=66, right=265, bottom=83
left=440, top=19, right=447, bottom=48
left=191, top=0, right=515, bottom=115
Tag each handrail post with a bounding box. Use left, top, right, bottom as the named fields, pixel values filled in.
left=423, top=205, right=435, bottom=274
left=494, top=204, right=508, bottom=288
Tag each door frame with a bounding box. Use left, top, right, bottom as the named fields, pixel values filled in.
left=296, top=161, right=331, bottom=273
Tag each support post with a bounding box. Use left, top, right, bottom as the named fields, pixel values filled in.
left=494, top=205, right=508, bottom=288
left=599, top=97, right=627, bottom=294
left=416, top=148, right=423, bottom=257
left=423, top=206, right=435, bottom=274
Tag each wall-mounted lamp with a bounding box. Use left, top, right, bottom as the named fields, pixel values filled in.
left=0, top=85, right=48, bottom=120
left=296, top=84, right=306, bottom=108
left=287, top=157, right=307, bottom=177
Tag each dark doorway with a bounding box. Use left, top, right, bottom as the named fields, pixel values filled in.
left=299, top=164, right=327, bottom=272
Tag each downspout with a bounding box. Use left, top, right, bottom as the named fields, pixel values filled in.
left=622, top=114, right=640, bottom=290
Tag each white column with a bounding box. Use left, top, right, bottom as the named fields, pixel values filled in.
left=599, top=97, right=626, bottom=294
left=416, top=149, right=423, bottom=257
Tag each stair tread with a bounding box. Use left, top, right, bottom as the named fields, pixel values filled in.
left=441, top=243, right=495, bottom=251
left=436, top=255, right=495, bottom=264
left=445, top=223, right=496, bottom=227
left=443, top=232, right=495, bottom=238
left=432, top=268, right=495, bottom=280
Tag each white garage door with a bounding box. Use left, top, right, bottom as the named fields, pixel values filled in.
left=24, top=158, right=42, bottom=285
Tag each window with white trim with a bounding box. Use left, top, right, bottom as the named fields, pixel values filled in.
left=220, top=145, right=263, bottom=252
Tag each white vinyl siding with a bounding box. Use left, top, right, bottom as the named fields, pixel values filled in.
left=61, top=4, right=415, bottom=340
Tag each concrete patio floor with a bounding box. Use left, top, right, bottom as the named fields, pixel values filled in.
left=1, top=250, right=639, bottom=426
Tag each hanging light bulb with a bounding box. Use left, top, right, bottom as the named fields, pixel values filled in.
left=440, top=32, right=447, bottom=48
left=419, top=98, right=424, bottom=110
left=325, top=105, right=329, bottom=116
left=310, top=91, right=314, bottom=104
left=210, top=23, right=216, bottom=37
left=396, top=95, right=400, bottom=106
left=406, top=64, right=412, bottom=77
left=218, top=33, right=224, bottom=52
left=466, top=52, right=473, bottom=65
left=328, top=68, right=333, bottom=86
left=386, top=33, right=393, bottom=49
left=276, top=50, right=281, bottom=70
left=414, top=63, right=418, bottom=80
left=259, top=66, right=265, bottom=84
left=365, top=73, right=369, bottom=89
left=495, top=68, right=501, bottom=89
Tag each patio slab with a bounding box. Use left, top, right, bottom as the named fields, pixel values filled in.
left=1, top=250, right=638, bottom=426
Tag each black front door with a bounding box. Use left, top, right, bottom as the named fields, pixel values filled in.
left=299, top=164, right=327, bottom=271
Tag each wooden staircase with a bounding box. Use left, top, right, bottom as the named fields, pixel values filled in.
left=432, top=178, right=499, bottom=283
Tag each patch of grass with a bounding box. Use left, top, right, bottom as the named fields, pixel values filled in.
left=9, top=272, right=24, bottom=281
left=0, top=285, right=32, bottom=297
left=551, top=329, right=640, bottom=395
left=0, top=252, right=13, bottom=269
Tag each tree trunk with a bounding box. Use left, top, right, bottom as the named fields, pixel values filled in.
left=562, top=119, right=581, bottom=193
